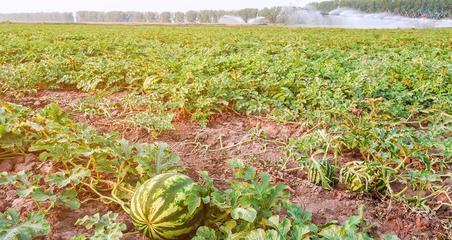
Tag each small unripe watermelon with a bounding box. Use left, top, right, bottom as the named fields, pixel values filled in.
left=130, top=173, right=205, bottom=240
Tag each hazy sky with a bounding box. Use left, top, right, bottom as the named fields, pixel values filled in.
left=0, top=0, right=322, bottom=13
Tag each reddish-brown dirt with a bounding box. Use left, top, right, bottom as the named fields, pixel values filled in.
left=0, top=90, right=450, bottom=240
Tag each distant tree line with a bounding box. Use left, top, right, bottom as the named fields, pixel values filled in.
left=0, top=12, right=74, bottom=22
left=0, top=7, right=284, bottom=23
left=310, top=0, right=451, bottom=19
left=76, top=8, right=283, bottom=23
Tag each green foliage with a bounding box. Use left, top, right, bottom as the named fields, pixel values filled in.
left=0, top=102, right=34, bottom=150
left=0, top=24, right=448, bottom=238
left=75, top=91, right=176, bottom=135
left=0, top=101, right=181, bottom=238
left=73, top=212, right=126, bottom=240
left=0, top=208, right=50, bottom=240
left=318, top=206, right=371, bottom=240
left=126, top=111, right=174, bottom=136
left=75, top=92, right=115, bottom=119
left=194, top=160, right=376, bottom=239
left=2, top=25, right=450, bottom=127
left=193, top=227, right=218, bottom=240
left=0, top=170, right=83, bottom=210
left=286, top=103, right=450, bottom=208
left=311, top=0, right=451, bottom=19
left=0, top=100, right=179, bottom=181
left=287, top=130, right=336, bottom=188
left=45, top=167, right=91, bottom=188
left=287, top=130, right=332, bottom=158
left=134, top=142, right=180, bottom=178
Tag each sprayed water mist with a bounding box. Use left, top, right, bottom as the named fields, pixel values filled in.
left=284, top=7, right=452, bottom=29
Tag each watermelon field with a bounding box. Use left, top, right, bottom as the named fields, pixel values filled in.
left=0, top=23, right=451, bottom=239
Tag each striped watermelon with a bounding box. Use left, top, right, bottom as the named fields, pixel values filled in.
left=130, top=173, right=205, bottom=240
left=306, top=158, right=334, bottom=188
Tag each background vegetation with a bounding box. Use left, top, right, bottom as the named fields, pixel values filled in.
left=311, top=0, right=452, bottom=19
left=1, top=0, right=451, bottom=23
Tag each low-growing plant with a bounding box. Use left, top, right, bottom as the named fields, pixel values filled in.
left=126, top=110, right=174, bottom=136
left=193, top=159, right=398, bottom=240
left=75, top=92, right=116, bottom=119
left=0, top=170, right=84, bottom=210
left=0, top=208, right=50, bottom=240
left=0, top=101, right=182, bottom=238
left=286, top=130, right=337, bottom=188
left=72, top=212, right=127, bottom=240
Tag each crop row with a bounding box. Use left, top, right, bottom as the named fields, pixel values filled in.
left=0, top=101, right=404, bottom=239
left=3, top=24, right=449, bottom=204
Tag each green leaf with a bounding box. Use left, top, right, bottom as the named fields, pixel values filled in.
left=57, top=189, right=80, bottom=209
left=0, top=125, right=6, bottom=136
left=231, top=207, right=257, bottom=223
left=319, top=205, right=372, bottom=240
left=228, top=159, right=245, bottom=169
left=292, top=224, right=318, bottom=239
left=268, top=216, right=291, bottom=236
left=210, top=191, right=230, bottom=209
left=37, top=103, right=68, bottom=123
left=242, top=166, right=257, bottom=181
left=75, top=212, right=126, bottom=240
left=95, top=155, right=116, bottom=173
left=134, top=142, right=179, bottom=177
left=219, top=220, right=239, bottom=238
left=383, top=235, right=400, bottom=240
left=318, top=224, right=344, bottom=239
left=16, top=187, right=35, bottom=198
left=228, top=159, right=257, bottom=180
left=202, top=196, right=211, bottom=204
left=0, top=172, right=16, bottom=185
left=246, top=229, right=280, bottom=240
left=31, top=188, right=52, bottom=202
left=46, top=167, right=90, bottom=188
left=186, top=192, right=202, bottom=215
left=246, top=229, right=267, bottom=240
left=267, top=215, right=280, bottom=227
left=286, top=203, right=312, bottom=225
left=71, top=235, right=87, bottom=240
left=193, top=227, right=217, bottom=240
left=75, top=213, right=100, bottom=230
left=0, top=208, right=50, bottom=240
left=198, top=171, right=216, bottom=190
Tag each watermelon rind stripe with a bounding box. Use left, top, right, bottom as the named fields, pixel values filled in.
left=130, top=173, right=205, bottom=240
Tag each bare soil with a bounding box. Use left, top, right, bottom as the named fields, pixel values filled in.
left=0, top=90, right=450, bottom=240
